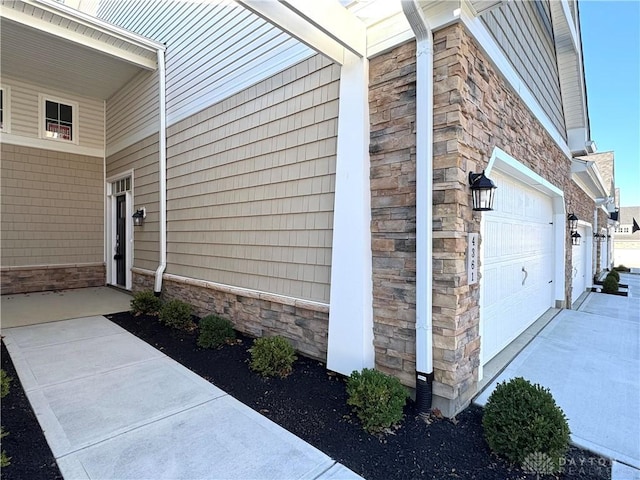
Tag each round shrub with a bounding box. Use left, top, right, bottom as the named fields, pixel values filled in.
left=159, top=299, right=195, bottom=330
left=1, top=370, right=12, bottom=399
left=197, top=315, right=235, bottom=348
left=130, top=290, right=162, bottom=316
left=607, top=269, right=620, bottom=281
left=249, top=336, right=297, bottom=378
left=346, top=368, right=409, bottom=434
left=482, top=377, right=570, bottom=472
left=602, top=275, right=619, bottom=294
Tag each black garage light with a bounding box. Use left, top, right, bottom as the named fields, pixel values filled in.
left=567, top=213, right=579, bottom=232
left=469, top=171, right=497, bottom=211
left=571, top=231, right=582, bottom=246
left=133, top=208, right=146, bottom=227
left=594, top=232, right=605, bottom=243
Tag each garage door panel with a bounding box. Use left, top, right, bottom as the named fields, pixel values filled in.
left=481, top=171, right=555, bottom=363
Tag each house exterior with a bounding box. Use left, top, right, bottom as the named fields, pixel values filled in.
left=0, top=0, right=615, bottom=416
left=614, top=206, right=640, bottom=269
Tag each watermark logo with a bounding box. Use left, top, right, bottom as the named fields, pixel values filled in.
left=521, top=451, right=611, bottom=478
left=522, top=452, right=558, bottom=478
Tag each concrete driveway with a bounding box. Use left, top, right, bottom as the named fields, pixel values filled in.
left=475, top=273, right=640, bottom=480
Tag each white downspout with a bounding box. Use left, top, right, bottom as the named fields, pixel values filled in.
left=154, top=48, right=167, bottom=294
left=593, top=208, right=598, bottom=277
left=402, top=0, right=434, bottom=413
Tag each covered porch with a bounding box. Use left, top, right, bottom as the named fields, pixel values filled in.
left=0, top=0, right=163, bottom=295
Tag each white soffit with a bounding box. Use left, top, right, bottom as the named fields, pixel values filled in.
left=0, top=0, right=163, bottom=100
left=571, top=158, right=609, bottom=200
left=550, top=0, right=589, bottom=147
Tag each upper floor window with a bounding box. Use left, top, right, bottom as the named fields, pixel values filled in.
left=39, top=94, right=77, bottom=143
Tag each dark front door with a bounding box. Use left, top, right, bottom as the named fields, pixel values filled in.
left=115, top=194, right=126, bottom=286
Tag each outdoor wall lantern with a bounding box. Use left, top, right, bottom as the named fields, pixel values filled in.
left=133, top=207, right=146, bottom=227
left=567, top=213, right=579, bottom=232
left=469, top=171, right=497, bottom=211
left=571, top=231, right=582, bottom=246
left=594, top=232, right=606, bottom=243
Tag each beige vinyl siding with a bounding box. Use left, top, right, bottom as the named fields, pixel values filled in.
left=479, top=0, right=565, bottom=139
left=0, top=143, right=103, bottom=266
left=166, top=55, right=339, bottom=303
left=106, top=70, right=159, bottom=155
left=97, top=0, right=311, bottom=131
left=1, top=76, right=105, bottom=149
left=106, top=134, right=160, bottom=272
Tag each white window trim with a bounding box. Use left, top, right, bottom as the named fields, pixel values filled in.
left=0, top=85, right=10, bottom=134
left=38, top=93, right=79, bottom=145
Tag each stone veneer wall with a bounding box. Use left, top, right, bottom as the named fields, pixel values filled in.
left=369, top=42, right=419, bottom=388
left=370, top=24, right=589, bottom=416
left=132, top=270, right=329, bottom=361
left=1, top=264, right=105, bottom=295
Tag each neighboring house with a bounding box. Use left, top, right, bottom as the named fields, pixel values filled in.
left=574, top=151, right=618, bottom=278
left=614, top=206, right=640, bottom=269
left=0, top=0, right=615, bottom=416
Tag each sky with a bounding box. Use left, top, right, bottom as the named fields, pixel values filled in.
left=580, top=0, right=640, bottom=207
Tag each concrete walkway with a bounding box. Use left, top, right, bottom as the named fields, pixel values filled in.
left=1, top=287, right=132, bottom=328
left=2, top=315, right=362, bottom=480
left=475, top=273, right=640, bottom=480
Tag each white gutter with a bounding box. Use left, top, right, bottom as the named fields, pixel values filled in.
left=154, top=49, right=167, bottom=294
left=402, top=0, right=434, bottom=412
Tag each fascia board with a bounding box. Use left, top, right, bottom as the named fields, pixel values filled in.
left=281, top=0, right=367, bottom=57
left=31, top=0, right=164, bottom=52
left=237, top=0, right=347, bottom=64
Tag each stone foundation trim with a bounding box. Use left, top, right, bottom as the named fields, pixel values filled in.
left=1, top=263, right=106, bottom=295
left=131, top=268, right=329, bottom=313
left=132, top=268, right=330, bottom=361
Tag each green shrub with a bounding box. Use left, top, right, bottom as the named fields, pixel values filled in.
left=1, top=370, right=11, bottom=399
left=614, top=264, right=630, bottom=272
left=159, top=299, right=195, bottom=330
left=249, top=336, right=297, bottom=378
left=0, top=450, right=9, bottom=468
left=1, top=427, right=10, bottom=467
left=130, top=290, right=163, bottom=316
left=346, top=368, right=409, bottom=434
left=197, top=315, right=235, bottom=348
left=607, top=269, right=620, bottom=281
left=602, top=275, right=619, bottom=294
left=483, top=377, right=570, bottom=472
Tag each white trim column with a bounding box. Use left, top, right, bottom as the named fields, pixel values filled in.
left=327, top=51, right=374, bottom=375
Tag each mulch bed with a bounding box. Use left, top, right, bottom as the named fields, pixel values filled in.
left=1, top=343, right=63, bottom=480
left=1, top=312, right=612, bottom=479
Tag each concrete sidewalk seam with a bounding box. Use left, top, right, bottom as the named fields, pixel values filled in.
left=54, top=395, right=229, bottom=460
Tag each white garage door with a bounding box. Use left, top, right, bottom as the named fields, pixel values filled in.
left=571, top=224, right=589, bottom=304
left=481, top=171, right=555, bottom=363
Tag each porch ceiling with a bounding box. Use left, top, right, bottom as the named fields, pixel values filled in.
left=0, top=0, right=163, bottom=100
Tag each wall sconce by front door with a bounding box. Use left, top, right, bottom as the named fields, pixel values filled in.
left=469, top=171, right=497, bottom=211
left=594, top=233, right=605, bottom=243
left=133, top=207, right=146, bottom=227
left=567, top=213, right=579, bottom=232
left=571, top=231, right=581, bottom=246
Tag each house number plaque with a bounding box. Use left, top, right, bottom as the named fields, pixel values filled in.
left=467, top=233, right=478, bottom=285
